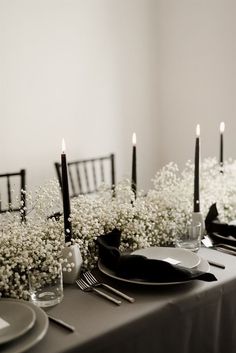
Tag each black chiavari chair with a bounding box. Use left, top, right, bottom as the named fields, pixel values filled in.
left=0, top=169, right=26, bottom=222
left=54, top=154, right=115, bottom=197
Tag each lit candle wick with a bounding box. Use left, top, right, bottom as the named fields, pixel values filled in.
left=132, top=132, right=137, bottom=146
left=220, top=122, right=225, bottom=134
left=62, top=138, right=66, bottom=154
left=196, top=124, right=200, bottom=137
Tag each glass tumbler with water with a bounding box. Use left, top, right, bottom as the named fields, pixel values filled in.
left=175, top=223, right=202, bottom=252
left=29, top=263, right=63, bottom=307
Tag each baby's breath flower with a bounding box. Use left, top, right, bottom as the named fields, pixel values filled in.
left=1, top=159, right=236, bottom=298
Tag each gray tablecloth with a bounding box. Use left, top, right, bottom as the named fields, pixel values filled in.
left=26, top=247, right=236, bottom=353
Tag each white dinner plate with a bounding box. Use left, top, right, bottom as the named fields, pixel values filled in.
left=0, top=301, right=36, bottom=345
left=98, top=256, right=210, bottom=286
left=132, top=247, right=201, bottom=269
left=0, top=299, right=49, bottom=353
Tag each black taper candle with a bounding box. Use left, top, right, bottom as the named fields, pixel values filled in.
left=194, top=125, right=200, bottom=212
left=220, top=122, right=225, bottom=168
left=61, top=139, right=72, bottom=242
left=131, top=133, right=137, bottom=198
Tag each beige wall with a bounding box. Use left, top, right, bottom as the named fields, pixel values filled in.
left=1, top=0, right=235, bottom=192
left=155, top=0, right=236, bottom=169
left=0, top=0, right=158, bottom=192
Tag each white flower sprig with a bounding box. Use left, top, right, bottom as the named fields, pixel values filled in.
left=0, top=180, right=64, bottom=299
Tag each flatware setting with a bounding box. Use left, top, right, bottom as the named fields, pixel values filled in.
left=76, top=278, right=122, bottom=305
left=83, top=271, right=135, bottom=303
left=202, top=234, right=236, bottom=256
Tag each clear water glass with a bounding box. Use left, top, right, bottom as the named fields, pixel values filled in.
left=175, top=223, right=202, bottom=252
left=29, top=263, right=63, bottom=307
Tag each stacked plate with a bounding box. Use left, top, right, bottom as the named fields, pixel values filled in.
left=98, top=247, right=209, bottom=285
left=0, top=299, right=48, bottom=353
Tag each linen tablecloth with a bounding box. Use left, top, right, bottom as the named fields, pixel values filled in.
left=25, top=247, right=236, bottom=353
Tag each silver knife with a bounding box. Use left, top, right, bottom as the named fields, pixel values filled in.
left=216, top=243, right=236, bottom=252
left=48, top=315, right=75, bottom=332
left=215, top=246, right=236, bottom=256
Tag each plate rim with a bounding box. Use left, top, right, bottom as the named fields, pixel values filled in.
left=0, top=299, right=49, bottom=353
left=132, top=246, right=201, bottom=269
left=0, top=301, right=36, bottom=345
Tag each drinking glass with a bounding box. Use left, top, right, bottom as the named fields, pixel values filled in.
left=175, top=223, right=202, bottom=252
left=29, top=263, right=63, bottom=307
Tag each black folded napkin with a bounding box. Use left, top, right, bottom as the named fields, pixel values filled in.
left=205, top=203, right=236, bottom=238
left=95, top=229, right=217, bottom=283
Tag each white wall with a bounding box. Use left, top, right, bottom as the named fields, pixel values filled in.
left=1, top=0, right=236, bottom=193
left=155, top=0, right=236, bottom=169
left=0, top=0, right=158, bottom=192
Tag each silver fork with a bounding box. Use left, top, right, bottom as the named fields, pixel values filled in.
left=76, top=278, right=122, bottom=305
left=83, top=271, right=135, bottom=303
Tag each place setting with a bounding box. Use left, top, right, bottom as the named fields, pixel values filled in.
left=95, top=228, right=217, bottom=288
left=0, top=263, right=67, bottom=353
left=0, top=298, right=49, bottom=353
left=0, top=249, right=74, bottom=353
left=0, top=269, right=79, bottom=353
left=203, top=202, right=236, bottom=253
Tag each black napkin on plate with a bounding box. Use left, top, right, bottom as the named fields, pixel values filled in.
left=95, top=229, right=216, bottom=283
left=205, top=203, right=236, bottom=236
left=205, top=203, right=236, bottom=246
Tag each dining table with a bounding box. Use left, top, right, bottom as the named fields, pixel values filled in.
left=7, top=247, right=236, bottom=353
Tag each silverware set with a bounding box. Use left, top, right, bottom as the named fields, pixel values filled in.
left=76, top=271, right=135, bottom=305
left=48, top=272, right=134, bottom=333
left=203, top=234, right=236, bottom=252
left=201, top=234, right=236, bottom=269
left=203, top=234, right=236, bottom=256
left=83, top=271, right=135, bottom=303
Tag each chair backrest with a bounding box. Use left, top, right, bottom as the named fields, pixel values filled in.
left=55, top=154, right=115, bottom=197
left=0, top=169, right=26, bottom=222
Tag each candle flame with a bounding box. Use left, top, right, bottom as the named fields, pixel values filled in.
left=62, top=138, right=66, bottom=153
left=132, top=132, right=137, bottom=146
left=220, top=121, right=225, bottom=133
left=196, top=124, right=200, bottom=137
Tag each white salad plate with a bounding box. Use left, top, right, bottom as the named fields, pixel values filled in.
left=0, top=299, right=48, bottom=353
left=0, top=301, right=36, bottom=345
